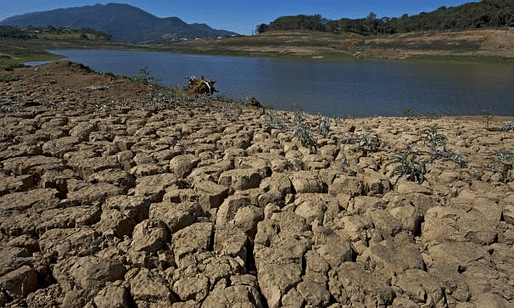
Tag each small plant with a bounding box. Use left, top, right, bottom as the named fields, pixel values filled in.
left=355, top=133, right=380, bottom=155
left=502, top=122, right=514, bottom=132
left=421, top=124, right=448, bottom=157
left=318, top=117, right=331, bottom=138
left=387, top=150, right=426, bottom=184
left=293, top=109, right=317, bottom=148
left=482, top=108, right=493, bottom=130
left=264, top=112, right=286, bottom=131
left=131, top=68, right=162, bottom=87
left=490, top=150, right=514, bottom=181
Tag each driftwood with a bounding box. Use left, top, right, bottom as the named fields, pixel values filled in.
left=187, top=76, right=218, bottom=95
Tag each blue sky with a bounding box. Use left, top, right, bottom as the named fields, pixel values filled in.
left=1, top=0, right=476, bottom=35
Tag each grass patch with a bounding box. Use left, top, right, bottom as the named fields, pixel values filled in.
left=406, top=54, right=514, bottom=66
left=0, top=39, right=63, bottom=70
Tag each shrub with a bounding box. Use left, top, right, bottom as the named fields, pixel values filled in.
left=387, top=150, right=426, bottom=184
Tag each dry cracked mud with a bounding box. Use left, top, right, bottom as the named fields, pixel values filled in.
left=1, top=61, right=514, bottom=308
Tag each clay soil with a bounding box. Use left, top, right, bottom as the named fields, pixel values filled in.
left=1, top=62, right=514, bottom=307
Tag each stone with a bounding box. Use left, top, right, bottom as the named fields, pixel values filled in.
left=64, top=183, right=124, bottom=207
left=194, top=180, right=229, bottom=210
left=173, top=274, right=209, bottom=302
left=214, top=225, right=249, bottom=262
left=42, top=136, right=80, bottom=158
left=290, top=171, right=326, bottom=194
left=0, top=175, right=33, bottom=197
left=94, top=285, right=131, bottom=308
left=39, top=227, right=104, bottom=259
left=0, top=188, right=59, bottom=212
left=131, top=219, right=169, bottom=254
left=218, top=169, right=262, bottom=191
left=503, top=204, right=514, bottom=225
left=170, top=154, right=200, bottom=178
left=133, top=173, right=184, bottom=202
left=0, top=265, right=38, bottom=299
left=128, top=268, right=177, bottom=306
left=149, top=201, right=203, bottom=234
left=53, top=256, right=126, bottom=291
left=172, top=222, right=213, bottom=263
left=97, top=195, right=150, bottom=237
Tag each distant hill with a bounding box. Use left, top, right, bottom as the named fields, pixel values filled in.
left=0, top=3, right=240, bottom=44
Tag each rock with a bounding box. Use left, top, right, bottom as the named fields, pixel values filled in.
left=97, top=195, right=150, bottom=237
left=0, top=188, right=59, bottom=212
left=172, top=222, right=213, bottom=264
left=214, top=225, right=249, bottom=263
left=172, top=274, right=209, bottom=302
left=0, top=175, right=33, bottom=197
left=94, top=285, right=131, bottom=308
left=218, top=169, right=262, bottom=191
left=422, top=206, right=498, bottom=245
left=149, top=201, right=203, bottom=234
left=254, top=245, right=303, bottom=308
left=0, top=265, right=38, bottom=299
left=194, top=180, right=229, bottom=210
left=133, top=173, right=185, bottom=202
left=201, top=275, right=264, bottom=308
left=216, top=192, right=252, bottom=227
left=53, top=255, right=126, bottom=291
left=503, top=204, right=514, bottom=225
left=64, top=183, right=124, bottom=207
left=329, top=174, right=364, bottom=196
left=42, top=136, right=80, bottom=158
left=127, top=268, right=177, bottom=306
left=170, top=154, right=200, bottom=178
left=296, top=279, right=331, bottom=307
left=393, top=269, right=446, bottom=307
left=35, top=205, right=101, bottom=235
left=317, top=234, right=355, bottom=268
left=89, top=169, right=136, bottom=190
left=359, top=240, right=425, bottom=277
left=473, top=293, right=511, bottom=308
left=70, top=156, right=121, bottom=178
left=328, top=262, right=394, bottom=307
left=2, top=155, right=64, bottom=177
left=131, top=219, right=169, bottom=254
left=39, top=227, right=104, bottom=259
left=290, top=171, right=326, bottom=194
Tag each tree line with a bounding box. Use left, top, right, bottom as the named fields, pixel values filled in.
left=256, top=0, right=514, bottom=36
left=0, top=25, right=114, bottom=40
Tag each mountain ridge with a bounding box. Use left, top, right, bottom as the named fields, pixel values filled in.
left=0, top=3, right=240, bottom=44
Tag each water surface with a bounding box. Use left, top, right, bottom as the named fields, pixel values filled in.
left=48, top=49, right=514, bottom=117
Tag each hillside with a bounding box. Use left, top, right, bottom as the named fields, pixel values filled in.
left=0, top=3, right=240, bottom=44
left=257, top=0, right=514, bottom=36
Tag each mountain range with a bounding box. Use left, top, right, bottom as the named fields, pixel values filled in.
left=0, top=3, right=240, bottom=44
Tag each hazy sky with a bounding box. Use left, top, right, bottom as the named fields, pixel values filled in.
left=1, top=0, right=475, bottom=35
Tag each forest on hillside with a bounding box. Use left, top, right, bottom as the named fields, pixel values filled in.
left=256, top=0, right=514, bottom=35
left=0, top=25, right=114, bottom=41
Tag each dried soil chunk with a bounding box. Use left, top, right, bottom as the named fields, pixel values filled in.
left=133, top=173, right=184, bottom=202
left=172, top=222, right=214, bottom=263
left=149, top=201, right=203, bottom=234
left=97, top=195, right=150, bottom=237
left=42, top=136, right=80, bottom=158
left=218, top=169, right=262, bottom=191
left=127, top=268, right=177, bottom=306
left=0, top=175, right=33, bottom=197
left=0, top=265, right=38, bottom=299
left=0, top=188, right=59, bottom=212
left=2, top=155, right=64, bottom=177
left=170, top=154, right=200, bottom=178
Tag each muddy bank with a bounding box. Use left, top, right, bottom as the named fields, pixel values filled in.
left=1, top=62, right=514, bottom=307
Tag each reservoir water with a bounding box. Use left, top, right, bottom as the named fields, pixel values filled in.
left=48, top=49, right=514, bottom=117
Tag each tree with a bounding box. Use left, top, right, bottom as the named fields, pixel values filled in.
left=256, top=23, right=268, bottom=34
